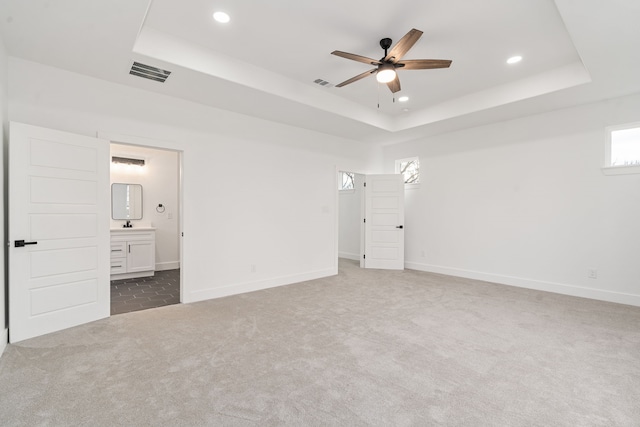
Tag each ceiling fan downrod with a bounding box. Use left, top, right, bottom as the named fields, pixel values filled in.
left=380, top=38, right=392, bottom=58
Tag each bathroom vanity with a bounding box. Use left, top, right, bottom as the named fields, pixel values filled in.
left=110, top=228, right=156, bottom=280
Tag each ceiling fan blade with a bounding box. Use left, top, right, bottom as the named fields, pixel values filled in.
left=384, top=28, right=423, bottom=63
left=397, top=59, right=452, bottom=70
left=335, top=68, right=377, bottom=87
left=386, top=75, right=401, bottom=93
left=331, top=51, right=382, bottom=66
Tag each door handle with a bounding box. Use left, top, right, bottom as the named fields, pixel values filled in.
left=396, top=225, right=404, bottom=229
left=15, top=240, right=38, bottom=247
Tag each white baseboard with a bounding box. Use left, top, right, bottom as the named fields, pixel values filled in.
left=405, top=261, right=640, bottom=307
left=338, top=251, right=360, bottom=261
left=185, top=268, right=336, bottom=303
left=0, top=328, right=8, bottom=356
left=156, top=261, right=180, bottom=271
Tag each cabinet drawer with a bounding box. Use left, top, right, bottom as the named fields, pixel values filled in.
left=110, top=258, right=127, bottom=275
left=110, top=241, right=127, bottom=258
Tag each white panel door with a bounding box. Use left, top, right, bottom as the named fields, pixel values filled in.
left=9, top=122, right=110, bottom=343
left=364, top=174, right=405, bottom=270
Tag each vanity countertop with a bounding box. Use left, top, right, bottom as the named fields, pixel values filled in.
left=111, top=227, right=156, bottom=231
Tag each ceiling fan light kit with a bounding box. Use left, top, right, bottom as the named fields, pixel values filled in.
left=376, top=64, right=397, bottom=83
left=331, top=28, right=452, bottom=94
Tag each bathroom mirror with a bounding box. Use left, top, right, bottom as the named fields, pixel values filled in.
left=111, top=183, right=143, bottom=220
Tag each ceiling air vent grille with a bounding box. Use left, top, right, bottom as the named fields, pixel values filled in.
left=129, top=62, right=171, bottom=83
left=314, top=78, right=333, bottom=88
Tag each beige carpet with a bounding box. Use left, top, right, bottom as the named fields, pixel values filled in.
left=1, top=259, right=639, bottom=426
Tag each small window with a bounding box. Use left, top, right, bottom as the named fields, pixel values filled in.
left=610, top=126, right=640, bottom=166
left=603, top=123, right=640, bottom=175
left=395, top=157, right=420, bottom=184
left=339, top=171, right=355, bottom=191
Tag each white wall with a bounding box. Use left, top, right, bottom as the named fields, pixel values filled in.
left=338, top=173, right=364, bottom=260
left=110, top=143, right=180, bottom=271
left=0, top=31, right=7, bottom=355
left=8, top=57, right=377, bottom=303
left=383, top=93, right=640, bottom=306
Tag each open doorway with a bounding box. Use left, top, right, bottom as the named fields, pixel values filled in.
left=338, top=171, right=365, bottom=268
left=109, top=143, right=182, bottom=315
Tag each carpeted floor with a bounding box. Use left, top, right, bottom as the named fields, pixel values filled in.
left=1, top=259, right=639, bottom=426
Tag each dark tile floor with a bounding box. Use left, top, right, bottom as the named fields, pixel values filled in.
left=110, top=269, right=180, bottom=315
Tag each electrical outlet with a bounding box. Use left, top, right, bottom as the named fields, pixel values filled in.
left=588, top=269, right=598, bottom=279
left=167, top=212, right=173, bottom=219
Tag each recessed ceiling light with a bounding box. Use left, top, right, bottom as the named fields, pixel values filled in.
left=213, top=11, right=230, bottom=23
left=398, top=96, right=409, bottom=102
left=507, top=55, right=522, bottom=64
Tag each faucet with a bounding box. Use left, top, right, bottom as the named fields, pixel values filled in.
left=124, top=220, right=132, bottom=228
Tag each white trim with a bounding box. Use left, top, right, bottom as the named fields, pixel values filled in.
left=97, top=132, right=177, bottom=151
left=156, top=261, right=180, bottom=271
left=601, top=165, right=640, bottom=175
left=185, top=268, right=336, bottom=303
left=338, top=251, right=360, bottom=261
left=178, top=151, right=184, bottom=305
left=111, top=271, right=155, bottom=281
left=0, top=328, right=7, bottom=356
left=333, top=166, right=339, bottom=276
left=405, top=261, right=640, bottom=307
left=605, top=121, right=640, bottom=134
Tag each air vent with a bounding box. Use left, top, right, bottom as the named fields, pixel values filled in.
left=129, top=62, right=171, bottom=83
left=313, top=78, right=333, bottom=88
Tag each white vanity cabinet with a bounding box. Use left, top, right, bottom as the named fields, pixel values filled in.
left=110, top=228, right=156, bottom=280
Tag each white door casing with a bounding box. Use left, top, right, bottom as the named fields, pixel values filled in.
left=9, top=122, right=110, bottom=343
left=364, top=174, right=405, bottom=270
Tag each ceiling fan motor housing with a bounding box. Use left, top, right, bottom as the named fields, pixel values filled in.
left=380, top=38, right=393, bottom=55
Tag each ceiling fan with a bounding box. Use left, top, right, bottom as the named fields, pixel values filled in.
left=331, top=28, right=452, bottom=93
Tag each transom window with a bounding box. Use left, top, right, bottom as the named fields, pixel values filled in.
left=395, top=157, right=420, bottom=184
left=610, top=126, right=640, bottom=166
left=338, top=171, right=355, bottom=191
left=603, top=123, right=640, bottom=175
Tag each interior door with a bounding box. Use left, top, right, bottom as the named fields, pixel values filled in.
left=364, top=174, right=405, bottom=270
left=9, top=122, right=110, bottom=343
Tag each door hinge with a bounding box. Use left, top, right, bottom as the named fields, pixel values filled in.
left=363, top=254, right=366, bottom=259
left=363, top=218, right=366, bottom=223
left=364, top=182, right=366, bottom=187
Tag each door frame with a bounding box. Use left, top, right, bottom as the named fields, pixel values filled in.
left=335, top=169, right=406, bottom=270
left=98, top=132, right=184, bottom=304
left=335, top=168, right=367, bottom=269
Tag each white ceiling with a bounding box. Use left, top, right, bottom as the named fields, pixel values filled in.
left=1, top=0, right=639, bottom=143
